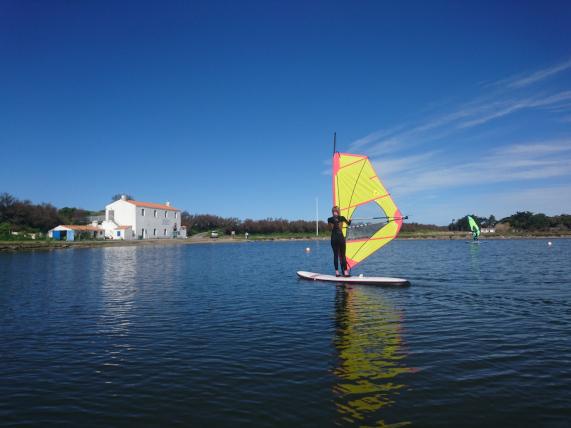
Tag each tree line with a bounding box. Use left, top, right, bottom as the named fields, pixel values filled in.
left=181, top=213, right=327, bottom=235
left=0, top=192, right=327, bottom=237
left=182, top=216, right=470, bottom=235
left=500, top=211, right=571, bottom=231
left=0, top=192, right=102, bottom=237
left=448, top=212, right=571, bottom=231
left=3, top=191, right=570, bottom=238
left=401, top=222, right=447, bottom=232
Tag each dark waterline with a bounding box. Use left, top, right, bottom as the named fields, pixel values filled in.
left=1, top=240, right=570, bottom=427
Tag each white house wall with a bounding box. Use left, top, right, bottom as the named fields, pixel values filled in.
left=106, top=200, right=137, bottom=229
left=135, top=206, right=181, bottom=239
left=112, top=228, right=134, bottom=240
left=104, top=200, right=182, bottom=239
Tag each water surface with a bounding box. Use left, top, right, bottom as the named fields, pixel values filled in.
left=1, top=239, right=570, bottom=427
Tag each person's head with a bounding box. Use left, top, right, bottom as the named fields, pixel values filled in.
left=332, top=206, right=340, bottom=216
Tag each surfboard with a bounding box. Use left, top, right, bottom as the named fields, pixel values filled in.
left=297, top=271, right=409, bottom=286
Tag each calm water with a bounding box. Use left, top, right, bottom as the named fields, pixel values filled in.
left=1, top=239, right=570, bottom=427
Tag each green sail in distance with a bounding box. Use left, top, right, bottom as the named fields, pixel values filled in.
left=467, top=216, right=480, bottom=238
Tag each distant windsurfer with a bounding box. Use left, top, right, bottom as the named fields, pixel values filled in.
left=467, top=216, right=480, bottom=242
left=328, top=206, right=351, bottom=277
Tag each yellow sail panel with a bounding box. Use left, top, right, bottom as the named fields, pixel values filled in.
left=333, top=152, right=403, bottom=269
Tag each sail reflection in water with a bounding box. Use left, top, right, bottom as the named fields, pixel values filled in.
left=333, top=286, right=414, bottom=427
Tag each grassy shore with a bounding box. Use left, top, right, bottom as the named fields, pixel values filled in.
left=0, top=232, right=328, bottom=252
left=0, top=239, right=192, bottom=252
left=1, top=230, right=570, bottom=252
left=245, top=231, right=329, bottom=240
left=399, top=230, right=571, bottom=239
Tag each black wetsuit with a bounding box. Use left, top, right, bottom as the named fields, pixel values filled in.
left=328, top=215, right=351, bottom=272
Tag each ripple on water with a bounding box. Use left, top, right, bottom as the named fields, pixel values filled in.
left=0, top=240, right=570, bottom=426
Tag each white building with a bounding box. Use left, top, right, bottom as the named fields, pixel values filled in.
left=102, top=195, right=186, bottom=240
left=49, top=195, right=187, bottom=241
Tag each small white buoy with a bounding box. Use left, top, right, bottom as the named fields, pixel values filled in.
left=548, top=241, right=552, bottom=246
left=359, top=274, right=364, bottom=278
left=305, top=247, right=311, bottom=252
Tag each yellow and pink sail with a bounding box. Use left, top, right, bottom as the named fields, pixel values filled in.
left=332, top=152, right=403, bottom=269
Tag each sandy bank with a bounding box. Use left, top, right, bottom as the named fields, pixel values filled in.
left=1, top=233, right=569, bottom=253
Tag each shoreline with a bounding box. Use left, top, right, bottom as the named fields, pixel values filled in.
left=1, top=233, right=570, bottom=253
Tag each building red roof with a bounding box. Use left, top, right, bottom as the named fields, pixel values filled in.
left=61, top=225, right=102, bottom=231
left=115, top=225, right=132, bottom=230
left=125, top=200, right=179, bottom=211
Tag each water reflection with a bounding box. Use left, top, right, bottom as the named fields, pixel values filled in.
left=100, top=246, right=139, bottom=321
left=468, top=242, right=481, bottom=278
left=333, top=286, right=413, bottom=427
left=90, top=245, right=149, bottom=373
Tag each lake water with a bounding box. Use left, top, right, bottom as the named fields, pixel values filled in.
left=0, top=239, right=570, bottom=427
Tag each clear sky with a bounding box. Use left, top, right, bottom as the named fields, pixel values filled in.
left=1, top=0, right=570, bottom=225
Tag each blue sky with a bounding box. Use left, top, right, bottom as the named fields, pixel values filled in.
left=1, top=0, right=570, bottom=225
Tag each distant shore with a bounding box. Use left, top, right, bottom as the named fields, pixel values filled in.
left=1, top=232, right=570, bottom=253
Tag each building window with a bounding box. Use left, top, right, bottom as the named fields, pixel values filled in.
left=153, top=228, right=156, bottom=236
left=164, top=229, right=167, bottom=236
left=175, top=212, right=178, bottom=219
left=142, top=208, right=145, bottom=216
left=116, top=231, right=120, bottom=237
left=154, top=210, right=157, bottom=218
left=164, top=211, right=168, bottom=218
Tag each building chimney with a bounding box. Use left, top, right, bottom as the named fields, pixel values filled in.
left=121, top=195, right=127, bottom=201
left=165, top=201, right=170, bottom=206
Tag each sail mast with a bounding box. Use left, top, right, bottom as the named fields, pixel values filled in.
left=316, top=197, right=319, bottom=237
left=333, top=132, right=337, bottom=154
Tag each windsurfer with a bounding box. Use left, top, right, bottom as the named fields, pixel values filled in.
left=328, top=206, right=351, bottom=277
left=468, top=216, right=480, bottom=242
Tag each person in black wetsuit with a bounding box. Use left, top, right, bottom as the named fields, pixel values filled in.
left=328, top=206, right=351, bottom=277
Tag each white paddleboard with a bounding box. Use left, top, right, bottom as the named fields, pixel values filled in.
left=297, top=271, right=409, bottom=286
